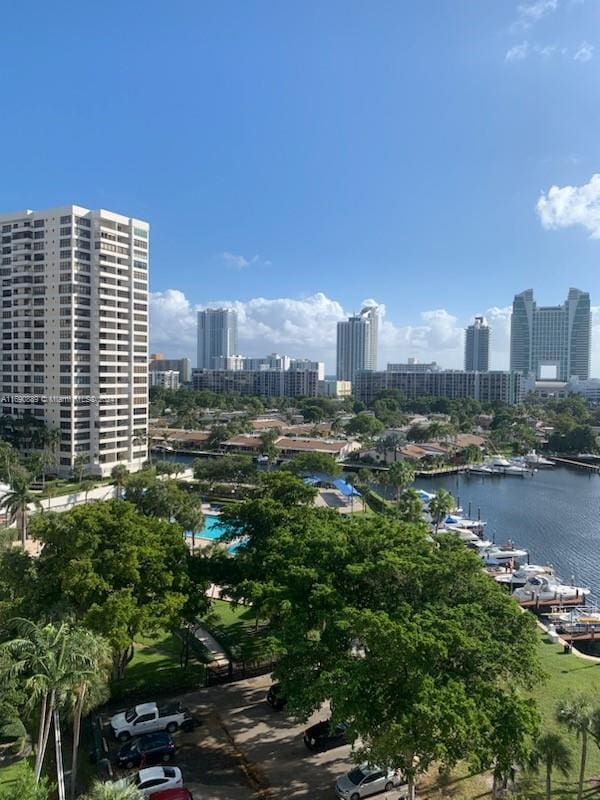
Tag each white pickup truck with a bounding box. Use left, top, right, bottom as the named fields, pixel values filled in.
left=110, top=701, right=191, bottom=741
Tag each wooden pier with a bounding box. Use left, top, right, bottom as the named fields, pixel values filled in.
left=518, top=594, right=587, bottom=610
left=548, top=456, right=600, bottom=473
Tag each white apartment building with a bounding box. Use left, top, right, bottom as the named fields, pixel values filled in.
left=0, top=204, right=149, bottom=477
left=336, top=305, right=379, bottom=382
left=197, top=308, right=238, bottom=369
left=149, top=369, right=180, bottom=390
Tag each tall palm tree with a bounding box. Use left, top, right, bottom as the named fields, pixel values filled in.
left=66, top=629, right=112, bottom=800
left=1, top=469, right=40, bottom=548
left=0, top=619, right=76, bottom=781
left=556, top=694, right=595, bottom=800
left=81, top=781, right=145, bottom=800
left=44, top=427, right=62, bottom=474
left=73, top=454, right=89, bottom=484
left=387, top=461, right=415, bottom=506
left=111, top=463, right=129, bottom=499
left=428, top=488, right=454, bottom=532
left=529, top=732, right=573, bottom=800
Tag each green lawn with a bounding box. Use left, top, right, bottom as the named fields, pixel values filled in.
left=111, top=629, right=207, bottom=701
left=201, top=598, right=279, bottom=662
left=0, top=757, right=33, bottom=789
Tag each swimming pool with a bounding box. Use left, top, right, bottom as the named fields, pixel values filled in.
left=185, top=514, right=244, bottom=554
left=187, top=514, right=227, bottom=540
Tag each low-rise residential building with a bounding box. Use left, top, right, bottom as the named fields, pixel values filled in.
left=222, top=434, right=360, bottom=460
left=192, top=368, right=319, bottom=398
left=149, top=355, right=192, bottom=383
left=149, top=370, right=180, bottom=390
left=354, top=369, right=523, bottom=405
left=320, top=379, right=353, bottom=397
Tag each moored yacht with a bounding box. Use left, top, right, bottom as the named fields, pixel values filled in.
left=480, top=543, right=529, bottom=565
left=495, top=563, right=554, bottom=587
left=513, top=575, right=591, bottom=604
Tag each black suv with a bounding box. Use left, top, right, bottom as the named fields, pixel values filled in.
left=116, top=732, right=176, bottom=769
left=303, top=719, right=349, bottom=751
left=266, top=682, right=287, bottom=711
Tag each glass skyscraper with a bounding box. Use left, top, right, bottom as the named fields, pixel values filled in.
left=509, top=288, right=591, bottom=381
left=196, top=308, right=238, bottom=369
left=336, top=306, right=379, bottom=382
left=464, top=316, right=490, bottom=372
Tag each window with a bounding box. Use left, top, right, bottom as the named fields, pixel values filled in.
left=60, top=215, right=71, bottom=224
left=33, top=219, right=45, bottom=228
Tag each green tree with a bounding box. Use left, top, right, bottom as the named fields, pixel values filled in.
left=25, top=452, right=49, bottom=488
left=286, top=451, right=341, bottom=477
left=211, top=505, right=541, bottom=800
left=27, top=501, right=206, bottom=678
left=81, top=781, right=144, bottom=800
left=386, top=461, right=415, bottom=505
left=1, top=469, right=40, bottom=548
left=428, top=489, right=454, bottom=532
left=0, top=619, right=95, bottom=782
left=556, top=694, right=596, bottom=800
left=529, top=732, right=573, bottom=800
left=0, top=440, right=19, bottom=483
left=345, top=413, right=384, bottom=439
left=80, top=479, right=96, bottom=503
left=66, top=628, right=112, bottom=800
left=255, top=471, right=318, bottom=505
left=397, top=488, right=423, bottom=524
left=177, top=505, right=204, bottom=550
left=73, top=454, right=89, bottom=483
left=111, top=464, right=129, bottom=500
left=0, top=762, right=52, bottom=800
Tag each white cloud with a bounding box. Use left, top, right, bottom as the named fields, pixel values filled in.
left=505, top=41, right=530, bottom=61
left=149, top=290, right=600, bottom=376
left=537, top=173, right=600, bottom=237
left=574, top=41, right=594, bottom=61
left=511, top=0, right=559, bottom=32
left=221, top=251, right=268, bottom=269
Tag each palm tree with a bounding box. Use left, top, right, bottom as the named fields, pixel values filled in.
left=428, top=488, right=454, bottom=532
left=80, top=479, right=96, bottom=504
left=397, top=488, right=424, bottom=524
left=556, top=694, right=596, bottom=800
left=386, top=461, right=415, bottom=506
left=73, top=454, right=89, bottom=484
left=1, top=469, right=40, bottom=548
left=66, top=629, right=112, bottom=800
left=177, top=506, right=204, bottom=550
left=0, top=619, right=78, bottom=781
left=111, top=464, right=129, bottom=500
left=529, top=732, right=573, bottom=800
left=81, top=781, right=145, bottom=800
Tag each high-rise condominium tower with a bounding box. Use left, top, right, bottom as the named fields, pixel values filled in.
left=464, top=315, right=490, bottom=372
left=336, top=305, right=379, bottom=382
left=0, top=204, right=149, bottom=476
left=196, top=308, right=238, bottom=369
left=510, top=288, right=591, bottom=381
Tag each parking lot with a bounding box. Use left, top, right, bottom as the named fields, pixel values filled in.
left=105, top=674, right=407, bottom=799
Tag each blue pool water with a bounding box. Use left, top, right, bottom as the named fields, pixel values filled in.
left=186, top=514, right=242, bottom=554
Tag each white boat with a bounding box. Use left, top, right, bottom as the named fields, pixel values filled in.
left=523, top=452, right=554, bottom=469
left=495, top=564, right=554, bottom=587
left=513, top=575, right=591, bottom=604
left=468, top=464, right=495, bottom=475
left=480, top=543, right=529, bottom=564
left=485, top=457, right=529, bottom=476
left=445, top=514, right=486, bottom=530
left=548, top=607, right=600, bottom=633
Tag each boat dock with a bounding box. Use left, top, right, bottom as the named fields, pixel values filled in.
left=548, top=456, right=600, bottom=473
left=519, top=594, right=587, bottom=610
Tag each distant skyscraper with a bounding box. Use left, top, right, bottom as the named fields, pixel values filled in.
left=464, top=316, right=490, bottom=372
left=336, top=305, right=379, bottom=382
left=196, top=308, right=238, bottom=369
left=509, top=288, right=591, bottom=381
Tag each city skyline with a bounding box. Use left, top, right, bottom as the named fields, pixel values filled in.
left=3, top=3, right=600, bottom=378
left=151, top=288, right=599, bottom=376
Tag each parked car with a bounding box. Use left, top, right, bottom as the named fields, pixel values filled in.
left=304, top=719, right=349, bottom=751
left=266, top=682, right=287, bottom=711
left=152, top=789, right=194, bottom=800
left=111, top=702, right=191, bottom=741
left=114, top=766, right=184, bottom=797
left=335, top=765, right=406, bottom=800
left=116, top=732, right=175, bottom=769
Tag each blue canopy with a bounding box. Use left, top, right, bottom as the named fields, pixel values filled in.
left=445, top=514, right=461, bottom=524
left=303, top=476, right=321, bottom=485
left=332, top=479, right=361, bottom=497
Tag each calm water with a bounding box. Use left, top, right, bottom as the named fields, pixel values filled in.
left=416, top=468, right=600, bottom=602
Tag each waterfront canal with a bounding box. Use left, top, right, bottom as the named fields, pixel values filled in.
left=416, top=467, right=600, bottom=602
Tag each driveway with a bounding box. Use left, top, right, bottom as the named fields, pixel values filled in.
left=181, top=674, right=407, bottom=800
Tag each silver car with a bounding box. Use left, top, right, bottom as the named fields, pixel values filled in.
left=335, top=765, right=406, bottom=799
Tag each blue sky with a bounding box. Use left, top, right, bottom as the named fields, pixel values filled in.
left=2, top=0, right=600, bottom=370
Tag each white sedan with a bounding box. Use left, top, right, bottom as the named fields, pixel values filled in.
left=335, top=765, right=406, bottom=799
left=115, top=766, right=184, bottom=797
